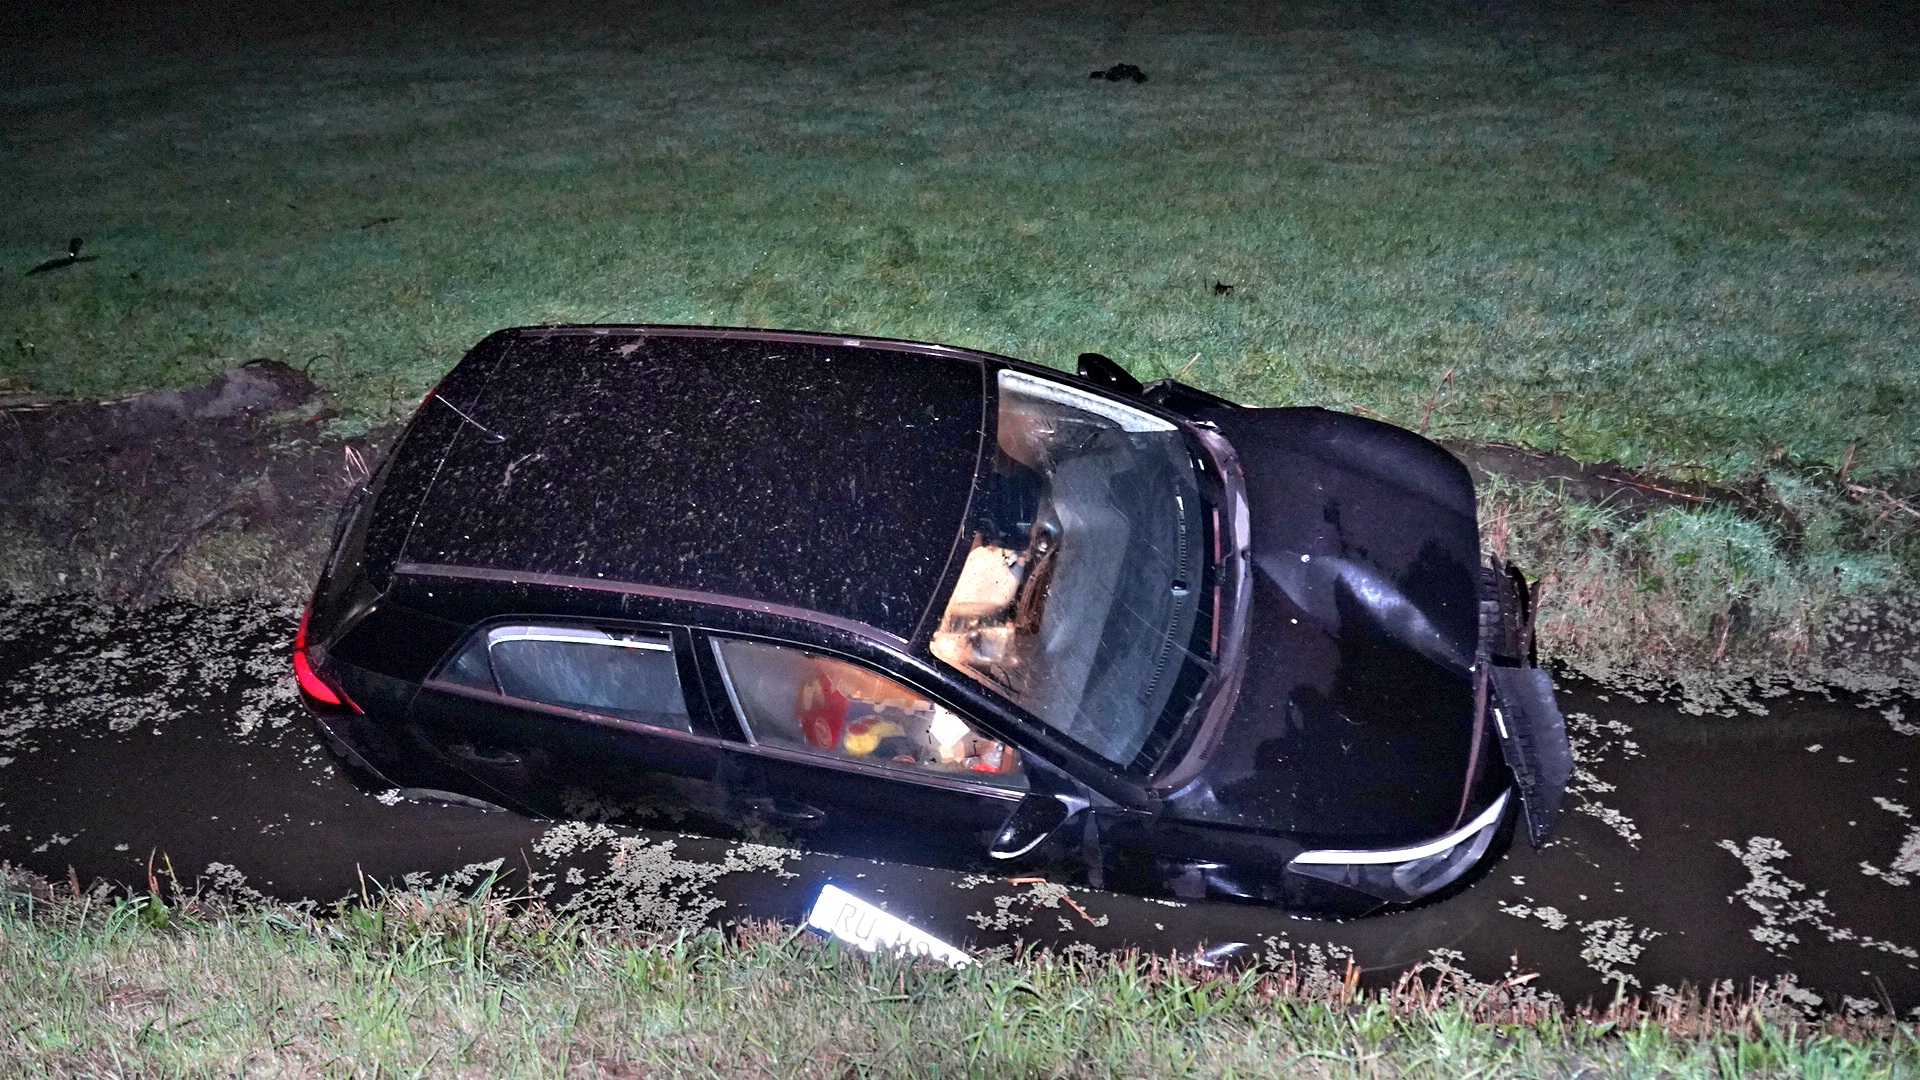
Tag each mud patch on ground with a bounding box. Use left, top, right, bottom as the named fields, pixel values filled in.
left=1445, top=441, right=1743, bottom=519
left=0, top=363, right=393, bottom=601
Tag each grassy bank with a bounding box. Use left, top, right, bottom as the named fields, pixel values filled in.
left=3, top=878, right=1914, bottom=1079
left=3, top=0, right=1918, bottom=677
left=5, top=0, right=1915, bottom=477
left=1480, top=474, right=1920, bottom=700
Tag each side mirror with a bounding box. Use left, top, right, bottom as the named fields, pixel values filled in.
left=1076, top=352, right=1144, bottom=396
left=989, top=791, right=1088, bottom=860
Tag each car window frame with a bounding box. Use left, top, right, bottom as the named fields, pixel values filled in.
left=422, top=618, right=727, bottom=744
left=695, top=630, right=1029, bottom=801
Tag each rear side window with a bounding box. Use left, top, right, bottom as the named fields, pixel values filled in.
left=710, top=637, right=1025, bottom=790
left=440, top=624, right=691, bottom=732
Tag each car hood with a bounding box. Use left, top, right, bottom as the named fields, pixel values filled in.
left=1158, top=407, right=1499, bottom=845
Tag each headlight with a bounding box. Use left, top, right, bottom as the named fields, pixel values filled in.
left=1288, top=790, right=1509, bottom=902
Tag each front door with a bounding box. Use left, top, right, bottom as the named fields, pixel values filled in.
left=700, top=635, right=1030, bottom=870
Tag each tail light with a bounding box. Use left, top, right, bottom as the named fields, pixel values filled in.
left=295, top=605, right=361, bottom=713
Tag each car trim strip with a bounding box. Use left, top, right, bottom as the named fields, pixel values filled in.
left=1290, top=790, right=1510, bottom=866
left=486, top=625, right=673, bottom=651
left=393, top=562, right=910, bottom=649
left=999, top=368, right=1177, bottom=433
left=706, top=638, right=758, bottom=744
left=421, top=679, right=725, bottom=747
left=513, top=324, right=1008, bottom=368
left=418, top=676, right=1026, bottom=802
left=733, top=740, right=1028, bottom=801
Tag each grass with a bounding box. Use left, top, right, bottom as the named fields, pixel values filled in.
left=1478, top=472, right=1920, bottom=696
left=3, top=0, right=1917, bottom=482
left=4, top=11, right=1915, bottom=1067
left=4, top=873, right=1916, bottom=1079
left=2, top=0, right=1918, bottom=676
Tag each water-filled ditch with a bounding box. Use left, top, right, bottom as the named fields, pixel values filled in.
left=1, top=596, right=1914, bottom=1016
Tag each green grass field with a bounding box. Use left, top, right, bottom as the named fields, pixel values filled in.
left=4, top=882, right=1914, bottom=1079
left=5, top=9, right=1920, bottom=1066
left=4, top=0, right=1917, bottom=484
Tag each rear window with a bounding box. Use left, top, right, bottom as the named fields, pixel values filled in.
left=439, top=624, right=691, bottom=732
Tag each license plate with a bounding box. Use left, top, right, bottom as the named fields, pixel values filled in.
left=805, top=884, right=973, bottom=968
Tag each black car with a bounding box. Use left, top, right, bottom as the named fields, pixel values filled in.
left=296, top=325, right=1571, bottom=918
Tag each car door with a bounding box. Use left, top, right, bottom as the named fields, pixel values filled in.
left=700, top=634, right=1031, bottom=870
left=407, top=621, right=732, bottom=831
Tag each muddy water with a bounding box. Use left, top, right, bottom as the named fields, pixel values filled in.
left=2, top=597, right=1915, bottom=1016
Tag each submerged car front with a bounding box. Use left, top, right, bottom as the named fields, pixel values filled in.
left=1135, top=392, right=1552, bottom=913
left=914, top=360, right=1554, bottom=915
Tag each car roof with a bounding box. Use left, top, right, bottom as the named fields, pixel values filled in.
left=391, top=327, right=989, bottom=641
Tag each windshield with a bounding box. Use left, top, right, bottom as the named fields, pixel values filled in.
left=930, top=369, right=1207, bottom=766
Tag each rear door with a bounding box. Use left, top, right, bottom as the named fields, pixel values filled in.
left=699, top=634, right=1030, bottom=869
left=407, top=621, right=732, bottom=830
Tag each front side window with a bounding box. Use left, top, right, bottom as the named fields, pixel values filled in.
left=930, top=369, right=1206, bottom=767
left=711, top=637, right=1026, bottom=790
left=440, top=624, right=692, bottom=732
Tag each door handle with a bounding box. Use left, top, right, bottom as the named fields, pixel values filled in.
left=742, top=796, right=825, bottom=827
left=448, top=741, right=527, bottom=768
